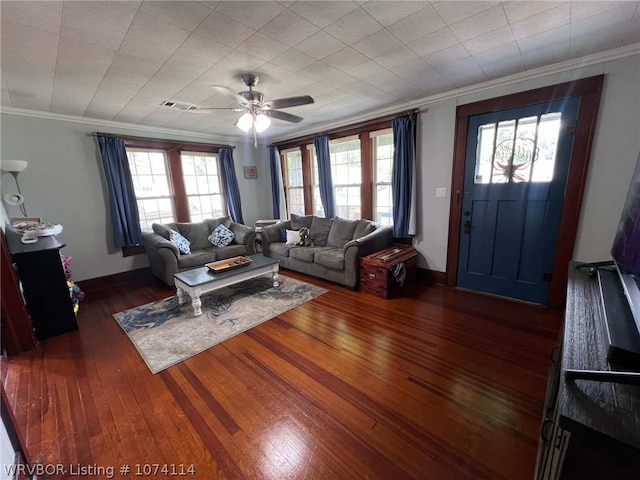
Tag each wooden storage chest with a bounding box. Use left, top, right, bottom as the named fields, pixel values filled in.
left=359, top=245, right=418, bottom=298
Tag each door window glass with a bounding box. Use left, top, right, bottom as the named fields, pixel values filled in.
left=532, top=113, right=562, bottom=182
left=474, top=112, right=562, bottom=184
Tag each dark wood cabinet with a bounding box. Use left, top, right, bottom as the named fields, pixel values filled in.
left=359, top=245, right=418, bottom=298
left=535, top=264, right=640, bottom=479
left=5, top=229, right=78, bottom=341
left=0, top=229, right=36, bottom=354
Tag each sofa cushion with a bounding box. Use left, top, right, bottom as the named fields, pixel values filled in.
left=213, top=244, right=248, bottom=259
left=291, top=213, right=313, bottom=229
left=209, top=224, right=235, bottom=247
left=327, top=217, right=359, bottom=248
left=175, top=221, right=211, bottom=250
left=177, top=249, right=216, bottom=268
left=353, top=219, right=377, bottom=240
left=270, top=242, right=294, bottom=257
left=169, top=229, right=191, bottom=254
left=289, top=246, right=332, bottom=263
left=153, top=223, right=174, bottom=240
left=314, top=248, right=344, bottom=271
left=309, top=216, right=333, bottom=246
left=204, top=216, right=231, bottom=233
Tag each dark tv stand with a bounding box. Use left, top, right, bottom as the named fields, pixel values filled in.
left=595, top=264, right=640, bottom=367
left=563, top=262, right=640, bottom=386
left=534, top=263, right=640, bottom=479
left=575, top=260, right=615, bottom=270
left=565, top=368, right=640, bottom=385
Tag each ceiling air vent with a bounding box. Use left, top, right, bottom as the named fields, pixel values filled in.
left=161, top=100, right=198, bottom=111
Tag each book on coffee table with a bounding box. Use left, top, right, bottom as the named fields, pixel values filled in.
left=206, top=256, right=252, bottom=273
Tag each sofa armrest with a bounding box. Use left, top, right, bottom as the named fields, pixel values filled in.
left=261, top=222, right=288, bottom=243
left=142, top=232, right=180, bottom=286
left=260, top=221, right=290, bottom=257
left=228, top=222, right=255, bottom=246
left=142, top=231, right=179, bottom=256
left=343, top=226, right=393, bottom=256
left=343, top=226, right=394, bottom=287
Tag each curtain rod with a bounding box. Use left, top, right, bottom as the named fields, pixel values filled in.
left=90, top=132, right=234, bottom=149
left=91, top=132, right=120, bottom=138
left=269, top=108, right=419, bottom=149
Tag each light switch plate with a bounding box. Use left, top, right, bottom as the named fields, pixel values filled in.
left=436, top=187, right=447, bottom=198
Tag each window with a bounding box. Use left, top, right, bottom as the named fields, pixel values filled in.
left=275, top=115, right=407, bottom=224
left=181, top=152, right=224, bottom=222
left=127, top=149, right=175, bottom=232
left=123, top=138, right=228, bottom=235
left=309, top=137, right=362, bottom=219
left=372, top=130, right=393, bottom=226
left=283, top=149, right=305, bottom=216
left=329, top=137, right=361, bottom=220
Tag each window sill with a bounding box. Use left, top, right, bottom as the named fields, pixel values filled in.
left=122, top=245, right=146, bottom=257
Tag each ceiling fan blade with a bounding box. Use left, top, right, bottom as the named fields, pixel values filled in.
left=195, top=107, right=246, bottom=112
left=265, top=110, right=304, bottom=123
left=212, top=85, right=248, bottom=105
left=263, top=95, right=314, bottom=110
left=161, top=100, right=245, bottom=113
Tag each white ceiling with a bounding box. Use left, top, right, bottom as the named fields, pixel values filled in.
left=1, top=1, right=639, bottom=143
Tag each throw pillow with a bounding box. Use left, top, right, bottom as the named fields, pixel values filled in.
left=208, top=224, right=235, bottom=247
left=286, top=229, right=301, bottom=245
left=169, top=229, right=191, bottom=254
left=279, top=228, right=287, bottom=243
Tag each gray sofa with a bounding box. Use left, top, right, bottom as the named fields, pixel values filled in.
left=142, top=217, right=256, bottom=286
left=261, top=214, right=393, bottom=288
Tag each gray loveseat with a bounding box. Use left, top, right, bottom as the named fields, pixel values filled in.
left=261, top=214, right=393, bottom=288
left=142, top=217, right=256, bottom=286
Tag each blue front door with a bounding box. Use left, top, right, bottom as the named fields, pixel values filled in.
left=457, top=97, right=580, bottom=304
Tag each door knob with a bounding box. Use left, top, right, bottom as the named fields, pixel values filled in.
left=464, top=220, right=472, bottom=234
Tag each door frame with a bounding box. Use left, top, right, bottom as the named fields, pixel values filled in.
left=445, top=75, right=604, bottom=308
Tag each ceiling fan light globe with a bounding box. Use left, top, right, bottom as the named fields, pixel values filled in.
left=254, top=114, right=271, bottom=133
left=1, top=160, right=28, bottom=173
left=236, top=112, right=253, bottom=132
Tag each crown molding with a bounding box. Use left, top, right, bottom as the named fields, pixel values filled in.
left=268, top=43, right=640, bottom=143
left=0, top=105, right=246, bottom=145
left=1, top=43, right=638, bottom=147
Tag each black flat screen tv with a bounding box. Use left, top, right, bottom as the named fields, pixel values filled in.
left=611, top=149, right=640, bottom=336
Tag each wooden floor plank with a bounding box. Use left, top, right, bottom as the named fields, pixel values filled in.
left=2, top=269, right=560, bottom=479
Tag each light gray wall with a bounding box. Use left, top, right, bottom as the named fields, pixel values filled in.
left=413, top=99, right=457, bottom=271
left=413, top=54, right=640, bottom=272
left=0, top=117, right=265, bottom=281
left=235, top=141, right=271, bottom=226
left=1, top=54, right=638, bottom=281
left=573, top=56, right=640, bottom=262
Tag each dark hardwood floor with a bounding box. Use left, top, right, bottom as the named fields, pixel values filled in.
left=2, top=269, right=562, bottom=479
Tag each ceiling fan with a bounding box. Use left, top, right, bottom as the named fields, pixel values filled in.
left=162, top=73, right=314, bottom=147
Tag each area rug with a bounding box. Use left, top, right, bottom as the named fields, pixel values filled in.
left=113, top=276, right=327, bottom=373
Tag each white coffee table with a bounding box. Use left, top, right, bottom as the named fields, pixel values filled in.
left=173, top=255, right=280, bottom=316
